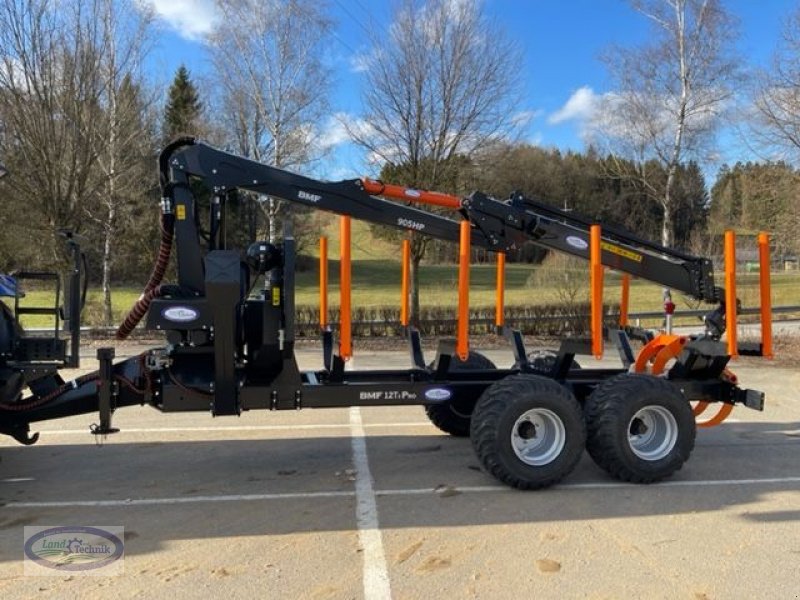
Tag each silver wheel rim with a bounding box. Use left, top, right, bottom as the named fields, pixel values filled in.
left=627, top=406, right=678, bottom=461
left=510, top=408, right=566, bottom=466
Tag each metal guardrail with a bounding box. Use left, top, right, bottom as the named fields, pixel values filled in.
left=29, top=304, right=800, bottom=335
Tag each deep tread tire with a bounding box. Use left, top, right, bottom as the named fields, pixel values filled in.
left=585, top=373, right=696, bottom=483
left=424, top=351, right=496, bottom=437
left=470, top=374, right=586, bottom=490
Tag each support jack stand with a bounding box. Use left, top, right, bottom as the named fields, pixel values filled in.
left=91, top=347, right=119, bottom=440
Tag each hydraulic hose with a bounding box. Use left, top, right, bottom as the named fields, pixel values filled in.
left=0, top=372, right=99, bottom=411
left=115, top=212, right=174, bottom=339
left=114, top=137, right=197, bottom=340
left=0, top=353, right=150, bottom=413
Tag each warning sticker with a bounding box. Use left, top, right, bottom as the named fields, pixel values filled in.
left=176, top=205, right=186, bottom=220
left=272, top=286, right=281, bottom=306
left=601, top=241, right=642, bottom=263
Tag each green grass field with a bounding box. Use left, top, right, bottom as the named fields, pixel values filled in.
left=10, top=257, right=800, bottom=328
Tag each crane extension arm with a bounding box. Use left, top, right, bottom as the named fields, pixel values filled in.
left=462, top=191, right=718, bottom=303
left=159, top=139, right=718, bottom=305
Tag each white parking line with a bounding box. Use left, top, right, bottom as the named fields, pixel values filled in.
left=27, top=422, right=433, bottom=436
left=3, top=490, right=353, bottom=508
left=5, top=476, right=799, bottom=509
left=349, top=407, right=392, bottom=600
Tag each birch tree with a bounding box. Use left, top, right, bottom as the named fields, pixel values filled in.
left=93, top=0, right=153, bottom=325
left=209, top=0, right=332, bottom=243
left=0, top=0, right=155, bottom=322
left=597, top=0, right=737, bottom=247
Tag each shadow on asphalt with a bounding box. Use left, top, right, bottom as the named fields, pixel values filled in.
left=0, top=420, right=798, bottom=561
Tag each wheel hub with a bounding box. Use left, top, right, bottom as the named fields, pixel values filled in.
left=510, top=408, right=566, bottom=466
left=627, top=405, right=678, bottom=461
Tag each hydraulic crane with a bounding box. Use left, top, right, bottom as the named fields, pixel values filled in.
left=0, top=138, right=767, bottom=490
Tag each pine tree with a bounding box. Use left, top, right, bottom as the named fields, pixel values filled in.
left=163, top=65, right=202, bottom=140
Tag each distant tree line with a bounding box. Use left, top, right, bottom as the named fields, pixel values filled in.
left=374, top=145, right=709, bottom=265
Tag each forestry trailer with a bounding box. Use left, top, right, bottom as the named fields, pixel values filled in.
left=0, top=138, right=768, bottom=490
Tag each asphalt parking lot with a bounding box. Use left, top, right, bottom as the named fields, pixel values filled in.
left=1, top=346, right=799, bottom=599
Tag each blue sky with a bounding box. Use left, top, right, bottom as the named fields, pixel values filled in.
left=140, top=0, right=797, bottom=179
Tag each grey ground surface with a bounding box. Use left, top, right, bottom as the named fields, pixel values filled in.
left=1, top=344, right=798, bottom=599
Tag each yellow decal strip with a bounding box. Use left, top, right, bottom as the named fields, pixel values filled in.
left=601, top=241, right=642, bottom=263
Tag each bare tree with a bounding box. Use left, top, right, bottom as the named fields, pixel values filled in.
left=595, top=0, right=737, bottom=246
left=92, top=0, right=153, bottom=325
left=209, top=0, right=332, bottom=243
left=0, top=0, right=107, bottom=260
left=352, top=0, right=522, bottom=321
left=753, top=7, right=800, bottom=161
left=0, top=0, right=156, bottom=324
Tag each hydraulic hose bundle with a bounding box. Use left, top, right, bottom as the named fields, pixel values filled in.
left=115, top=137, right=197, bottom=340
left=115, top=211, right=174, bottom=340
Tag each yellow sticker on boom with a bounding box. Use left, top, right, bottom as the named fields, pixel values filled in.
left=176, top=204, right=186, bottom=220
left=601, top=241, right=642, bottom=263
left=272, top=286, right=281, bottom=306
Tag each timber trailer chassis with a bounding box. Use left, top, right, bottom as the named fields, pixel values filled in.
left=0, top=138, right=767, bottom=490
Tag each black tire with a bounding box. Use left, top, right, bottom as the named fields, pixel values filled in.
left=424, top=351, right=496, bottom=437
left=585, top=373, right=696, bottom=483
left=470, top=374, right=586, bottom=490
left=514, top=349, right=580, bottom=375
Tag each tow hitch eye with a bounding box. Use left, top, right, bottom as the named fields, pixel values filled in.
left=744, top=390, right=765, bottom=411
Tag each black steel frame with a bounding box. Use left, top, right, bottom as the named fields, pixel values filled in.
left=0, top=138, right=765, bottom=444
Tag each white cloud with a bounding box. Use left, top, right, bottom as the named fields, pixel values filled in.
left=548, top=86, right=599, bottom=125
left=319, top=115, right=352, bottom=149
left=511, top=109, right=544, bottom=127
left=529, top=131, right=544, bottom=146
left=583, top=89, right=724, bottom=154
left=349, top=52, right=372, bottom=73
left=138, top=0, right=219, bottom=41
left=318, top=113, right=377, bottom=152
left=0, top=56, right=29, bottom=91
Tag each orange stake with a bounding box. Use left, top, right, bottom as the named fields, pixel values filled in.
left=619, top=273, right=630, bottom=328
left=758, top=232, right=773, bottom=358
left=319, top=237, right=328, bottom=329
left=724, top=230, right=737, bottom=358
left=362, top=178, right=462, bottom=209
left=400, top=239, right=410, bottom=327
left=590, top=225, right=604, bottom=358
left=456, top=220, right=471, bottom=361
left=495, top=252, right=506, bottom=331
left=339, top=216, right=352, bottom=360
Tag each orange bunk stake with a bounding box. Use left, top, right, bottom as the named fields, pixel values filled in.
left=619, top=273, right=630, bottom=328
left=400, top=239, right=411, bottom=327
left=456, top=220, right=471, bottom=361
left=590, top=225, right=604, bottom=358
left=724, top=230, right=737, bottom=358
left=495, top=252, right=506, bottom=332
left=319, top=237, right=328, bottom=329
left=339, top=216, right=352, bottom=360
left=362, top=178, right=462, bottom=209
left=758, top=232, right=773, bottom=358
